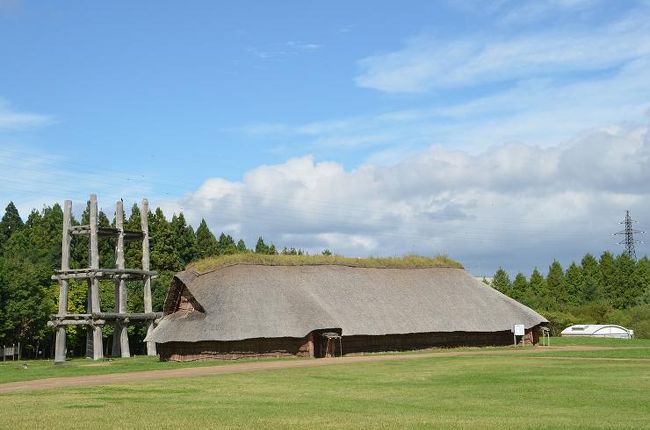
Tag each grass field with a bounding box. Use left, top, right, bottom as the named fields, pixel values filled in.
left=0, top=354, right=294, bottom=384
left=1, top=338, right=649, bottom=429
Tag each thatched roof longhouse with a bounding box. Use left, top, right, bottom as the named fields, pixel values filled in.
left=146, top=261, right=547, bottom=344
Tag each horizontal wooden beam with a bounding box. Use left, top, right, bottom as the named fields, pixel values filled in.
left=93, top=312, right=162, bottom=320
left=52, top=268, right=157, bottom=281
left=69, top=226, right=144, bottom=240
left=50, top=312, right=162, bottom=321
left=47, top=319, right=106, bottom=327
left=50, top=313, right=92, bottom=320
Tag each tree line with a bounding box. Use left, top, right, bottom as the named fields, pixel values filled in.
left=0, top=201, right=303, bottom=358
left=491, top=253, right=650, bottom=337
left=3, top=198, right=647, bottom=359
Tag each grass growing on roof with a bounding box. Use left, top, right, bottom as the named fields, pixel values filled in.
left=188, top=253, right=463, bottom=273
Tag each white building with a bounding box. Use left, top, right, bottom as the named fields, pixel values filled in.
left=561, top=324, right=634, bottom=339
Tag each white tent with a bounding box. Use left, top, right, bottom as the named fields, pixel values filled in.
left=561, top=324, right=634, bottom=339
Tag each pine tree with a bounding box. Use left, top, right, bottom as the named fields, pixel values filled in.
left=149, top=208, right=182, bottom=271
left=170, top=213, right=197, bottom=266
left=217, top=233, right=237, bottom=255
left=124, top=203, right=142, bottom=269
left=580, top=254, right=600, bottom=304
left=564, top=262, right=583, bottom=307
left=0, top=202, right=24, bottom=248
left=613, top=253, right=640, bottom=309
left=97, top=210, right=115, bottom=268
left=0, top=205, right=58, bottom=356
left=195, top=219, right=218, bottom=258
left=236, top=239, right=247, bottom=253
left=527, top=267, right=547, bottom=308
left=547, top=260, right=566, bottom=308
left=492, top=268, right=511, bottom=293
left=599, top=251, right=617, bottom=306
left=511, top=273, right=528, bottom=302
left=255, top=237, right=269, bottom=254
left=636, top=257, right=650, bottom=305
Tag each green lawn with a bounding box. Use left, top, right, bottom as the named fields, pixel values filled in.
left=0, top=354, right=295, bottom=384
left=1, top=338, right=649, bottom=429
left=545, top=336, right=650, bottom=348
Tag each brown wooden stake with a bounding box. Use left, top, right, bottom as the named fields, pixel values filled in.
left=88, top=194, right=103, bottom=360
left=112, top=200, right=130, bottom=358
left=54, top=200, right=72, bottom=363
left=141, top=199, right=156, bottom=356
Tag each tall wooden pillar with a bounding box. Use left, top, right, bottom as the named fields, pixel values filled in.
left=86, top=194, right=103, bottom=360
left=111, top=200, right=130, bottom=358
left=54, top=200, right=72, bottom=363
left=141, top=199, right=156, bottom=356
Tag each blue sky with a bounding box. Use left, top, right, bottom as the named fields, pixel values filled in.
left=1, top=1, right=649, bottom=275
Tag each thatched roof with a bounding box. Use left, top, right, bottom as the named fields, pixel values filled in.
left=147, top=263, right=547, bottom=344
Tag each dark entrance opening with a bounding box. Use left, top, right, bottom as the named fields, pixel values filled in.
left=311, top=329, right=342, bottom=358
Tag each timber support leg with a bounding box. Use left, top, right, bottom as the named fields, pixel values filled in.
left=54, top=326, right=66, bottom=363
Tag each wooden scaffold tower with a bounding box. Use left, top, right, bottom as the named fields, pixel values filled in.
left=49, top=194, right=160, bottom=362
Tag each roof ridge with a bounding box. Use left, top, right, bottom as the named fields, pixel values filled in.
left=191, top=262, right=465, bottom=276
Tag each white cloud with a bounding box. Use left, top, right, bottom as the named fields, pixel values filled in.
left=0, top=99, right=54, bottom=131
left=355, top=9, right=650, bottom=93
left=177, top=124, right=650, bottom=275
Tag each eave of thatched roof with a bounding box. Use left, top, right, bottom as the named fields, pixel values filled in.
left=146, top=264, right=547, bottom=344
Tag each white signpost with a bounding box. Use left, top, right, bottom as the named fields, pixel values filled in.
left=513, top=324, right=525, bottom=346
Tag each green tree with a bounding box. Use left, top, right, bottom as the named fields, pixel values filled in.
left=0, top=202, right=24, bottom=248
left=170, top=213, right=197, bottom=266
left=613, top=253, right=640, bottom=309
left=217, top=233, right=237, bottom=255
left=580, top=254, right=600, bottom=304
left=511, top=273, right=528, bottom=302
left=547, top=260, right=566, bottom=309
left=255, top=237, right=269, bottom=254
left=599, top=251, right=617, bottom=305
left=527, top=267, right=548, bottom=309
left=492, top=268, right=511, bottom=293
left=149, top=208, right=182, bottom=272
left=98, top=210, right=115, bottom=268
left=195, top=219, right=218, bottom=259
left=0, top=205, right=59, bottom=357
left=564, top=262, right=583, bottom=307
left=124, top=204, right=142, bottom=268
left=636, top=257, right=650, bottom=305
left=236, top=239, right=247, bottom=253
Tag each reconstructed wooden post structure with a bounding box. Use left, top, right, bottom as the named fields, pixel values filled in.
left=111, top=200, right=129, bottom=358
left=53, top=199, right=72, bottom=363
left=141, top=199, right=156, bottom=356
left=49, top=194, right=160, bottom=363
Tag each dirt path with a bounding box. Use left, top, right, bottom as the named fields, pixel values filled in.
left=0, top=346, right=617, bottom=394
